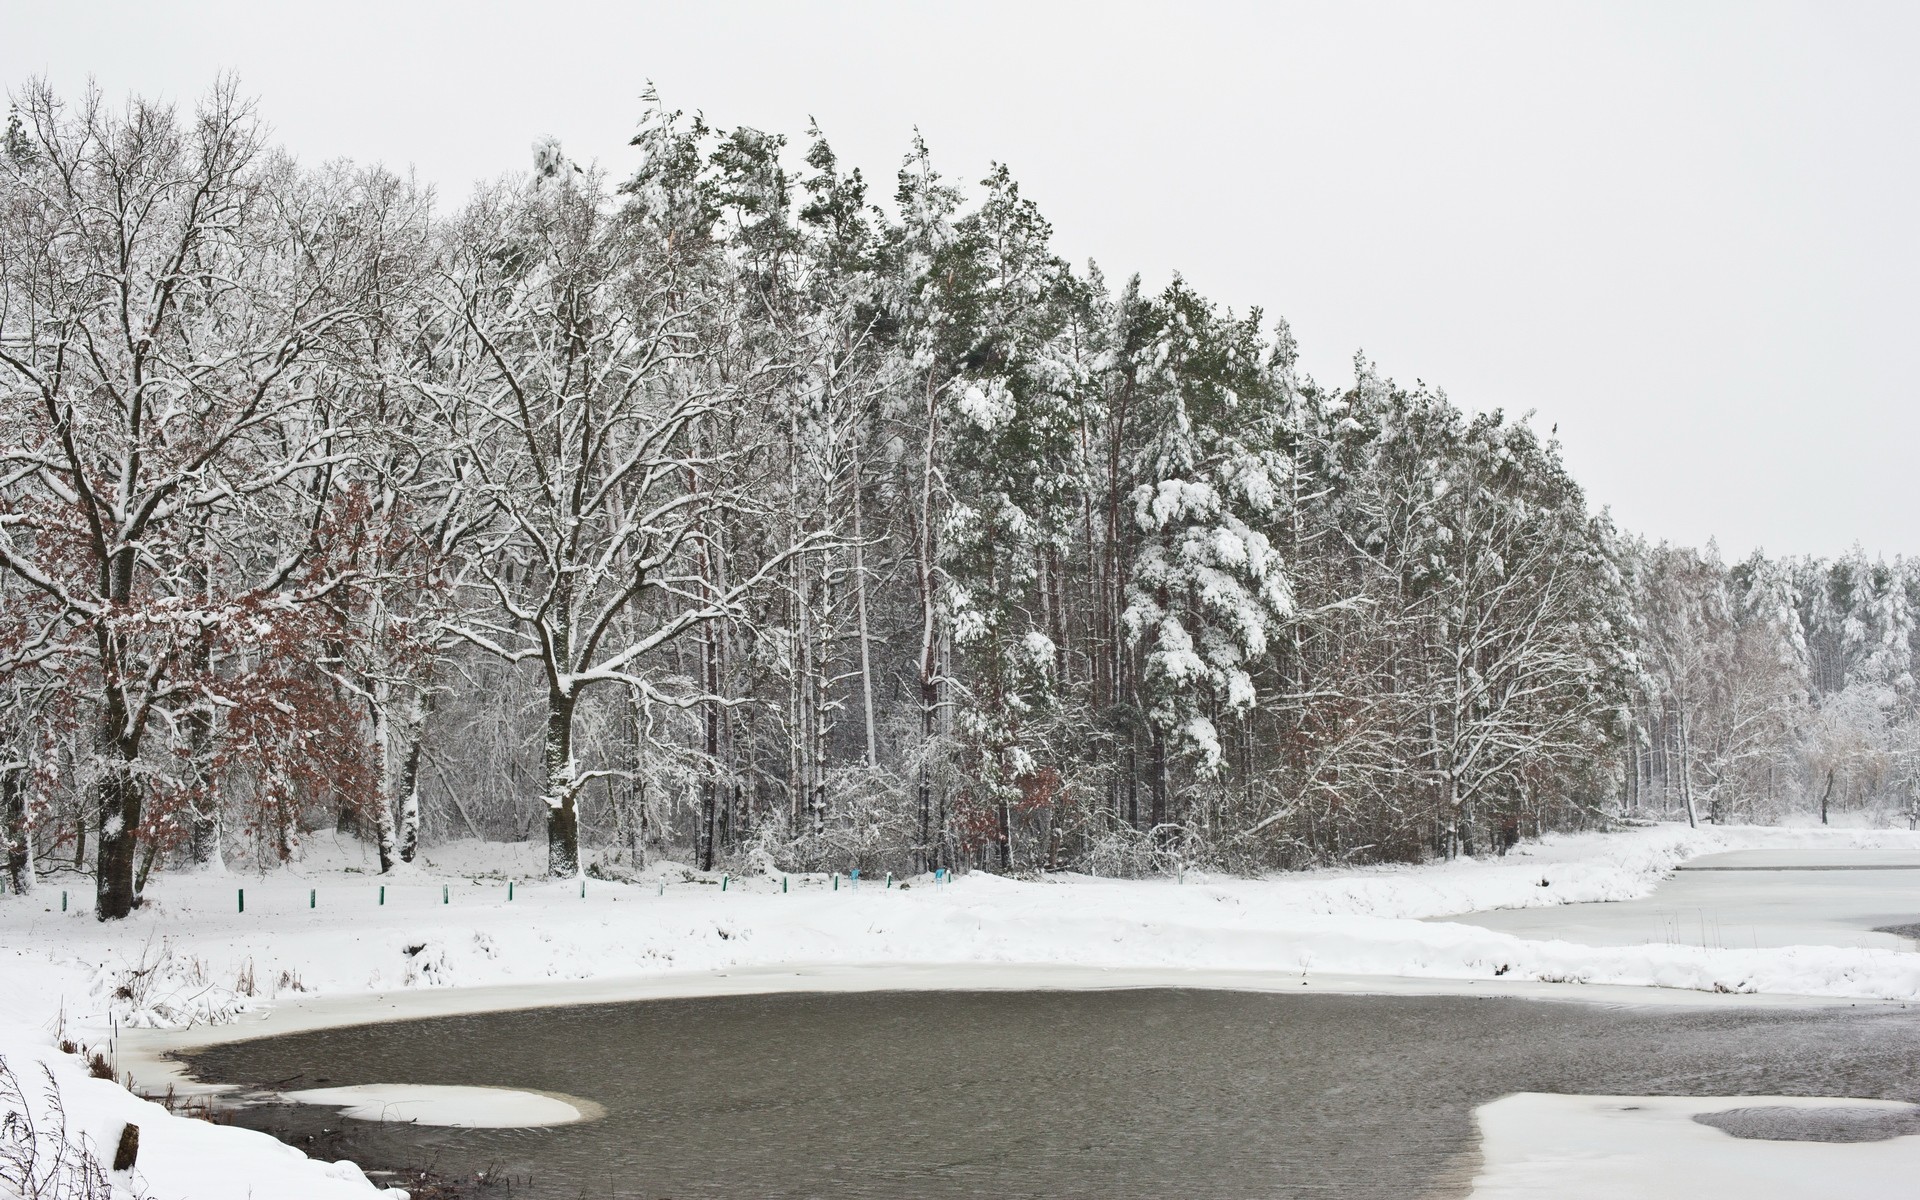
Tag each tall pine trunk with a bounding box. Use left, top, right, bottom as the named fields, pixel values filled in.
left=851, top=445, right=879, bottom=769
left=700, top=621, right=720, bottom=872
left=915, top=376, right=942, bottom=872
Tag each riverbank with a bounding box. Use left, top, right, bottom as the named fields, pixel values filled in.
left=6, top=820, right=1920, bottom=1197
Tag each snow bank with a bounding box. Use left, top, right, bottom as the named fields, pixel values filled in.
left=0, top=1031, right=404, bottom=1199
left=6, top=821, right=1920, bottom=1199
left=15, top=823, right=1920, bottom=1043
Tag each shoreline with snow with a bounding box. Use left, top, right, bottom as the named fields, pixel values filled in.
left=9, top=820, right=1920, bottom=1198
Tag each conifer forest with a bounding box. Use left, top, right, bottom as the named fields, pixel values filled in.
left=2, top=81, right=1916, bottom=920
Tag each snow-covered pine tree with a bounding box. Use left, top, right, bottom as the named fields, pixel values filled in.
left=1120, top=281, right=1295, bottom=840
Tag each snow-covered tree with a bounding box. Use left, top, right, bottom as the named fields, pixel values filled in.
left=1121, top=282, right=1295, bottom=834
left=0, top=81, right=397, bottom=915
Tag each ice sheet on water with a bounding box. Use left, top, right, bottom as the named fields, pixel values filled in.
left=1469, top=1093, right=1920, bottom=1199
left=281, top=1083, right=602, bottom=1127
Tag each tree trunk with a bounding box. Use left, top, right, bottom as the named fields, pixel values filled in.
left=185, top=696, right=219, bottom=863
left=545, top=688, right=579, bottom=878
left=3, top=769, right=30, bottom=894
left=915, top=373, right=943, bottom=873
left=917, top=549, right=940, bottom=864
left=371, top=704, right=400, bottom=873
left=95, top=551, right=143, bottom=919
left=133, top=837, right=160, bottom=899
left=997, top=796, right=1013, bottom=871
left=1677, top=708, right=1697, bottom=829
left=1126, top=746, right=1139, bottom=829
left=852, top=440, right=879, bottom=769
left=1150, top=730, right=1168, bottom=831
left=699, top=618, right=720, bottom=873
left=396, top=697, right=426, bottom=864
left=95, top=749, right=142, bottom=920
left=621, top=688, right=651, bottom=870
left=185, top=543, right=219, bottom=866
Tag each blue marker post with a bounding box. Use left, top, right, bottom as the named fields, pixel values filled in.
left=851, top=868, right=860, bottom=891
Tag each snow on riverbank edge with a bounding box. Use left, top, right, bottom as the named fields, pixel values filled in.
left=0, top=1038, right=406, bottom=1199
left=6, top=821, right=1920, bottom=1199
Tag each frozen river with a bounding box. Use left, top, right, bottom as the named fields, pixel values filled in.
left=168, top=843, right=1920, bottom=1198
left=1437, top=847, right=1920, bottom=951
left=186, top=986, right=1920, bottom=1199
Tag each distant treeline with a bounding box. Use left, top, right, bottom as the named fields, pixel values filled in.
left=0, top=82, right=1908, bottom=918
left=1625, top=544, right=1918, bottom=828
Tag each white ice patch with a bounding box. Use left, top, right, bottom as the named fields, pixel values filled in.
left=282, top=1083, right=601, bottom=1127
left=1468, top=1093, right=1920, bottom=1199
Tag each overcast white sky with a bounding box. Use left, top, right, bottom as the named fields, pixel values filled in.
left=7, top=1, right=1915, bottom=558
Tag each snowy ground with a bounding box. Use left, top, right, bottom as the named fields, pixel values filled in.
left=5, top=820, right=1920, bottom=1197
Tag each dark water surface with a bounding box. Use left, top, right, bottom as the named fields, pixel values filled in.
left=183, top=989, right=1920, bottom=1199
